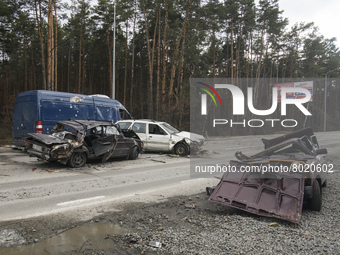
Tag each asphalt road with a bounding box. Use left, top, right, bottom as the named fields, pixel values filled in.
left=0, top=148, right=217, bottom=222
left=0, top=130, right=339, bottom=223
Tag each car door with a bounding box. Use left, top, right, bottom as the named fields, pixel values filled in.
left=146, top=123, right=171, bottom=151
left=131, top=122, right=148, bottom=148
left=91, top=126, right=117, bottom=159
left=111, top=133, right=133, bottom=158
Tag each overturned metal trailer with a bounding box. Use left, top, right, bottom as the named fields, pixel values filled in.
left=208, top=128, right=328, bottom=223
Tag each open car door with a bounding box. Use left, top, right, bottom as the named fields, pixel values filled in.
left=91, top=126, right=118, bottom=162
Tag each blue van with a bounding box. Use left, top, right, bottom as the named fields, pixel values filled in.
left=12, top=90, right=131, bottom=146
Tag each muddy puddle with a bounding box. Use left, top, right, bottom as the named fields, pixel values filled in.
left=0, top=222, right=128, bottom=254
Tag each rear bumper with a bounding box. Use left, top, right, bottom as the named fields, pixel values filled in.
left=12, top=137, right=25, bottom=147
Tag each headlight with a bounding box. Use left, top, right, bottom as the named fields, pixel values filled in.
left=184, top=138, right=191, bottom=145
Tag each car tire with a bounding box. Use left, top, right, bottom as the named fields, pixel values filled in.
left=175, top=143, right=189, bottom=156
left=308, top=181, right=322, bottom=211
left=128, top=146, right=139, bottom=160
left=68, top=152, right=87, bottom=168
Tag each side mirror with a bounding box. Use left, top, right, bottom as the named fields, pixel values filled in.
left=316, top=148, right=327, bottom=155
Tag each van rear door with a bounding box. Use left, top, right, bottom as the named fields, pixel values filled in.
left=12, top=94, right=37, bottom=146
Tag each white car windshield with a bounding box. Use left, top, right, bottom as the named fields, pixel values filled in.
left=160, top=123, right=179, bottom=134
left=118, top=122, right=132, bottom=130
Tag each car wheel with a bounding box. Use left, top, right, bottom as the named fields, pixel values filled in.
left=128, top=146, right=139, bottom=160
left=308, top=181, right=322, bottom=211
left=175, top=143, right=189, bottom=156
left=68, top=152, right=87, bottom=168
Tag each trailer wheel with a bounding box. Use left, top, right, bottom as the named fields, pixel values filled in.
left=68, top=152, right=87, bottom=168
left=308, top=181, right=322, bottom=211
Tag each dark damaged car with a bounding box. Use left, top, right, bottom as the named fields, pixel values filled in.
left=25, top=120, right=143, bottom=168
left=207, top=128, right=328, bottom=223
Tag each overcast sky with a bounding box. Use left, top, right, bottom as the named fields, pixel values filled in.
left=278, top=0, right=340, bottom=47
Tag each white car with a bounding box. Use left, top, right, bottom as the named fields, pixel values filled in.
left=116, top=120, right=205, bottom=156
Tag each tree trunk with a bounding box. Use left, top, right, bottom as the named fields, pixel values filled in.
left=255, top=28, right=265, bottom=104
left=212, top=30, right=215, bottom=78
left=177, top=27, right=186, bottom=128
left=67, top=39, right=71, bottom=92
left=78, top=8, right=84, bottom=93
left=24, top=36, right=27, bottom=91
left=130, top=3, right=136, bottom=114
left=161, top=1, right=169, bottom=116
left=168, top=0, right=192, bottom=98
left=142, top=0, right=159, bottom=119
left=225, top=32, right=229, bottom=77
left=107, top=23, right=112, bottom=98
left=47, top=0, right=53, bottom=90
left=156, top=6, right=161, bottom=119
left=82, top=37, right=85, bottom=93
left=54, top=0, right=58, bottom=91
left=124, top=20, right=128, bottom=106
left=30, top=46, right=35, bottom=90
left=35, top=0, right=47, bottom=90
left=230, top=17, right=234, bottom=81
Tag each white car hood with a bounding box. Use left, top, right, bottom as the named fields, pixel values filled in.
left=173, top=131, right=205, bottom=145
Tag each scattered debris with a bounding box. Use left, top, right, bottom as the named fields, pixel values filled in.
left=150, top=159, right=166, bottom=163
left=167, top=154, right=179, bottom=158
left=0, top=229, right=25, bottom=247
left=184, top=203, right=196, bottom=209
left=148, top=241, right=162, bottom=248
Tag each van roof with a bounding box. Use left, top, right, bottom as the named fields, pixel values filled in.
left=16, top=90, right=124, bottom=107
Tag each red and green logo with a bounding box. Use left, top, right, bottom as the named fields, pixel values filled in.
left=197, top=82, right=222, bottom=106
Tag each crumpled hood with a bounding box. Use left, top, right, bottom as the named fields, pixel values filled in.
left=173, top=131, right=205, bottom=145
left=27, top=133, right=69, bottom=145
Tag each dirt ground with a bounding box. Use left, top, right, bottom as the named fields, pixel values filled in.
left=0, top=192, right=219, bottom=254
left=1, top=183, right=340, bottom=255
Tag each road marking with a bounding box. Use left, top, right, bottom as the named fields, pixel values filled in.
left=57, top=196, right=105, bottom=207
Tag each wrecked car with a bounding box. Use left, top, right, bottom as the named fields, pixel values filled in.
left=25, top=120, right=143, bottom=168
left=116, top=119, right=205, bottom=156
left=207, top=128, right=328, bottom=223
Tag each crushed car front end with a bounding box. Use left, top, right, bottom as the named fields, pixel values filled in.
left=25, top=131, right=84, bottom=162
